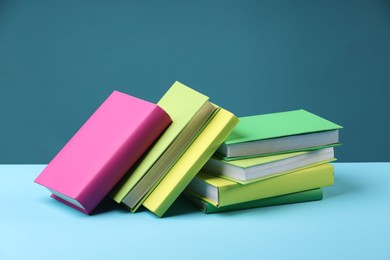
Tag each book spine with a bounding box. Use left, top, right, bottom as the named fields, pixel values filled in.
left=77, top=105, right=171, bottom=213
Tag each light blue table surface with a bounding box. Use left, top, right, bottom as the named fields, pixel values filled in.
left=1, top=163, right=389, bottom=260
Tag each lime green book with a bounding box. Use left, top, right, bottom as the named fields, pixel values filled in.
left=204, top=147, right=335, bottom=184
left=185, top=188, right=323, bottom=213
left=217, top=109, right=342, bottom=160
left=186, top=163, right=334, bottom=207
left=142, top=107, right=239, bottom=217
left=110, top=81, right=216, bottom=209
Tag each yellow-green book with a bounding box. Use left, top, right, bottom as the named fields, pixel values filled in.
left=204, top=147, right=335, bottom=184
left=186, top=163, right=334, bottom=207
left=110, top=81, right=216, bottom=211
left=143, top=107, right=239, bottom=217
left=185, top=188, right=323, bottom=213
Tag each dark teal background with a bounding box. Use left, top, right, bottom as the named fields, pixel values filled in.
left=1, top=1, right=389, bottom=163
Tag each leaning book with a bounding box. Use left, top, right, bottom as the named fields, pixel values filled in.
left=34, top=91, right=171, bottom=214
left=142, top=107, right=239, bottom=217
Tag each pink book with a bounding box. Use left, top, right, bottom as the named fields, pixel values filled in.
left=34, top=91, right=171, bottom=214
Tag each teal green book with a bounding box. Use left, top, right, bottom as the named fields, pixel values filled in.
left=185, top=188, right=323, bottom=213
left=217, top=109, right=342, bottom=160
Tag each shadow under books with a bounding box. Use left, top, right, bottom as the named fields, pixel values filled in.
left=323, top=170, right=362, bottom=199
left=42, top=172, right=360, bottom=217
left=95, top=195, right=200, bottom=217
left=157, top=195, right=200, bottom=218
left=40, top=196, right=129, bottom=216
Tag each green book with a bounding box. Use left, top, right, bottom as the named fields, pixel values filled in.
left=186, top=163, right=334, bottom=207
left=204, top=147, right=335, bottom=184
left=185, top=188, right=323, bottom=213
left=110, top=81, right=216, bottom=210
left=217, top=109, right=342, bottom=160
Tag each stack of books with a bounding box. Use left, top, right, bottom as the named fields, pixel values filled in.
left=34, top=81, right=342, bottom=217
left=185, top=110, right=342, bottom=213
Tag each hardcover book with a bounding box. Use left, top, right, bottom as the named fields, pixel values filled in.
left=186, top=163, right=334, bottom=207
left=111, top=82, right=216, bottom=212
left=142, top=107, right=239, bottom=217
left=34, top=91, right=171, bottom=214
left=204, top=147, right=335, bottom=183
left=217, top=109, right=342, bottom=160
left=185, top=188, right=323, bottom=213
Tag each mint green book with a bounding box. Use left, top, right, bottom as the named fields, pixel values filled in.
left=217, top=109, right=342, bottom=160
left=185, top=188, right=323, bottom=213
left=110, top=81, right=216, bottom=209
left=204, top=147, right=335, bottom=184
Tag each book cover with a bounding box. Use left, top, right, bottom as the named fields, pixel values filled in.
left=110, top=81, right=216, bottom=207
left=204, top=147, right=335, bottom=183
left=217, top=109, right=342, bottom=159
left=186, top=163, right=334, bottom=207
left=34, top=91, right=171, bottom=214
left=185, top=188, right=323, bottom=213
left=142, top=107, right=239, bottom=217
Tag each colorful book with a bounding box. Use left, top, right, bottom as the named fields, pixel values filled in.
left=204, top=147, right=335, bottom=184
left=185, top=188, right=323, bottom=213
left=217, top=109, right=342, bottom=160
left=186, top=163, right=334, bottom=207
left=111, top=82, right=216, bottom=211
left=34, top=91, right=171, bottom=214
left=142, top=107, right=239, bottom=217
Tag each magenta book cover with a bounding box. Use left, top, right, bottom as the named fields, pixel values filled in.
left=34, top=90, right=171, bottom=214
